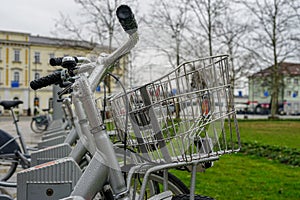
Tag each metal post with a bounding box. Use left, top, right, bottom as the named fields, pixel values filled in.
left=52, top=85, right=63, bottom=120
left=189, top=164, right=197, bottom=200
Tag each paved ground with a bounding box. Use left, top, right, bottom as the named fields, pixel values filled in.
left=0, top=116, right=42, bottom=199
left=236, top=113, right=300, bottom=119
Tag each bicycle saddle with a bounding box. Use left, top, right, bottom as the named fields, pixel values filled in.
left=0, top=100, right=23, bottom=110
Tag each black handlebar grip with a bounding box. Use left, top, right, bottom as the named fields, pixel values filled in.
left=49, top=57, right=63, bottom=66
left=116, top=5, right=137, bottom=34
left=30, top=71, right=62, bottom=90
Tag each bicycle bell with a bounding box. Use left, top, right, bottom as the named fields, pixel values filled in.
left=61, top=56, right=77, bottom=69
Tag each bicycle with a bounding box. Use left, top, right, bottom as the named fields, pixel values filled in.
left=17, top=4, right=240, bottom=200
left=0, top=97, right=76, bottom=183
left=30, top=107, right=51, bottom=133
left=0, top=100, right=31, bottom=181
left=30, top=100, right=72, bottom=134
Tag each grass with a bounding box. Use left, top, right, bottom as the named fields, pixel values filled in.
left=237, top=120, right=300, bottom=149
left=171, top=120, right=300, bottom=200
left=172, top=154, right=300, bottom=200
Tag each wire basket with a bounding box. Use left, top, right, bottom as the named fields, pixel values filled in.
left=109, top=55, right=240, bottom=164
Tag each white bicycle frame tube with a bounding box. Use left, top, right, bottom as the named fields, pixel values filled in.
left=67, top=30, right=139, bottom=200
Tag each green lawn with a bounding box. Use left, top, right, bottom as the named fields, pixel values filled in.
left=237, top=120, right=300, bottom=149
left=173, top=154, right=300, bottom=200
left=171, top=120, right=300, bottom=200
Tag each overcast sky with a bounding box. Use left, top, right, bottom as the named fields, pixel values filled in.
left=0, top=0, right=90, bottom=36
left=0, top=0, right=149, bottom=37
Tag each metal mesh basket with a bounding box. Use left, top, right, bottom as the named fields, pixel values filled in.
left=109, top=55, right=240, bottom=164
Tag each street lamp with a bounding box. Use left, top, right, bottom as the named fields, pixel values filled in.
left=33, top=55, right=38, bottom=115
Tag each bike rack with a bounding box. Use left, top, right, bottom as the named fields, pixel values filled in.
left=17, top=157, right=82, bottom=200
left=31, top=143, right=72, bottom=166
left=31, top=128, right=78, bottom=165
left=37, top=135, right=67, bottom=149
left=41, top=130, right=68, bottom=140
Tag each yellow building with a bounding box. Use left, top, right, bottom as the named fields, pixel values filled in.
left=0, top=30, right=126, bottom=115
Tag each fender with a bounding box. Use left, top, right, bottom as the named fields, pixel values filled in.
left=0, top=129, right=20, bottom=154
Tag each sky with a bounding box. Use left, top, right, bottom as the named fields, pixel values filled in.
left=0, top=0, right=166, bottom=86
left=0, top=0, right=82, bottom=36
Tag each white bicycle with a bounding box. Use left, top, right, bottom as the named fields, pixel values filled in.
left=25, top=4, right=240, bottom=200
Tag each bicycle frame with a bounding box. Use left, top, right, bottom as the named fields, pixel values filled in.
left=62, top=11, right=139, bottom=200
left=0, top=107, right=29, bottom=157
left=0, top=107, right=31, bottom=184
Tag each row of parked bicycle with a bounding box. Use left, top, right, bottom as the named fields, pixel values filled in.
left=0, top=5, right=240, bottom=200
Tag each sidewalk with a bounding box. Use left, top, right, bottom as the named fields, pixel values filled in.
left=0, top=116, right=42, bottom=199
left=0, top=116, right=41, bottom=146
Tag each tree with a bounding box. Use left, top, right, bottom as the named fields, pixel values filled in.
left=142, top=0, right=192, bottom=119
left=53, top=0, right=138, bottom=93
left=143, top=0, right=191, bottom=68
left=188, top=0, right=227, bottom=56
left=238, top=0, right=300, bottom=118
left=214, top=3, right=253, bottom=92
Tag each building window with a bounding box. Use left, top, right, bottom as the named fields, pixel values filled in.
left=34, top=72, right=40, bottom=80
left=294, top=78, right=299, bottom=85
left=287, top=90, right=292, bottom=97
left=34, top=52, right=40, bottom=63
left=13, top=71, right=20, bottom=82
left=11, top=71, right=20, bottom=88
left=14, top=49, right=20, bottom=62
left=286, top=78, right=291, bottom=85
left=0, top=48, right=2, bottom=61
left=49, top=53, right=55, bottom=59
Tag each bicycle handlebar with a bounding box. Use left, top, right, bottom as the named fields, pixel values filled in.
left=30, top=70, right=62, bottom=90
left=116, top=5, right=138, bottom=34
left=30, top=5, right=138, bottom=91
left=49, top=57, right=63, bottom=66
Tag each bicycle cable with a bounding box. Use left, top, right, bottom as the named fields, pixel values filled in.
left=107, top=72, right=130, bottom=168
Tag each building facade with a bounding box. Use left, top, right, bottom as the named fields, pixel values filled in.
left=0, top=30, right=126, bottom=115
left=248, top=62, right=300, bottom=114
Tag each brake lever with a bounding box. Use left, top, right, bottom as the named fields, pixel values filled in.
left=57, top=83, right=73, bottom=99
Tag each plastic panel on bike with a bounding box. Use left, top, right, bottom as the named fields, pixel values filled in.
left=0, top=129, right=20, bottom=154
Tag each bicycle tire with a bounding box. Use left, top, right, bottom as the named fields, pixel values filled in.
left=30, top=119, right=46, bottom=134
left=128, top=171, right=189, bottom=199
left=152, top=171, right=190, bottom=194
left=95, top=171, right=189, bottom=200
left=172, top=194, right=215, bottom=200
left=0, top=159, right=18, bottom=181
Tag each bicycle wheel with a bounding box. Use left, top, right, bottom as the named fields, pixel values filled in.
left=150, top=171, right=190, bottom=195
left=30, top=119, right=47, bottom=134
left=172, top=194, right=215, bottom=200
left=95, top=171, right=189, bottom=200
left=127, top=171, right=189, bottom=199
left=0, top=158, right=18, bottom=181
